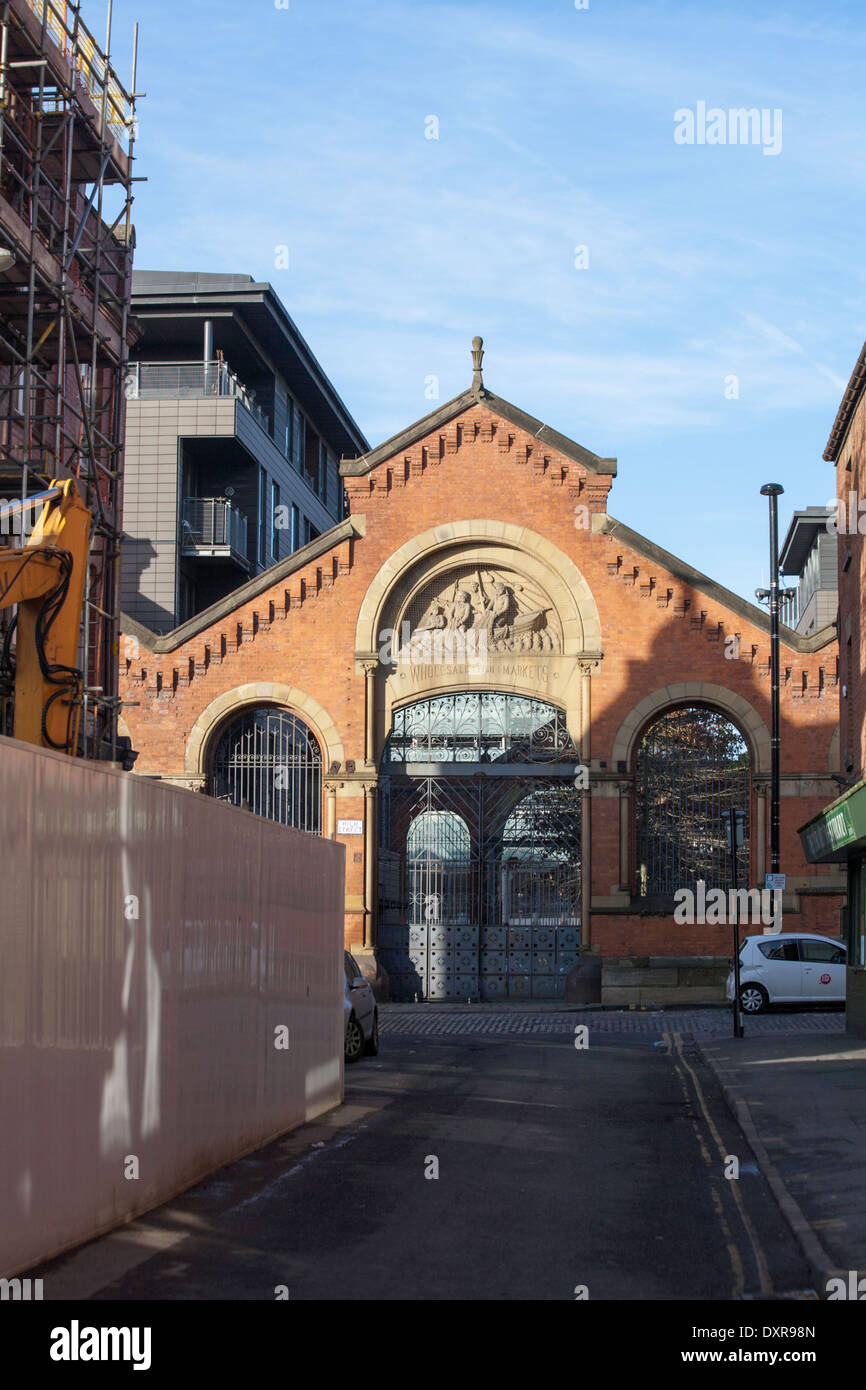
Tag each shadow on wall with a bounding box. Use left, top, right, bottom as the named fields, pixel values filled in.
left=0, top=741, right=345, bottom=1279
left=590, top=596, right=841, bottom=947
left=120, top=536, right=178, bottom=635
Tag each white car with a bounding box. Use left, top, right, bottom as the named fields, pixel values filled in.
left=726, top=932, right=847, bottom=1014
left=344, top=950, right=379, bottom=1062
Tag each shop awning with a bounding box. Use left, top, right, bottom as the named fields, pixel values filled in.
left=799, top=778, right=866, bottom=863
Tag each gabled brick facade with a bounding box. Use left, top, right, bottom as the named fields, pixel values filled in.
left=120, top=377, right=843, bottom=994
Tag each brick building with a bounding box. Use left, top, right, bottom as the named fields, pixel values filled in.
left=120, top=340, right=843, bottom=1003
left=799, top=341, right=866, bottom=1035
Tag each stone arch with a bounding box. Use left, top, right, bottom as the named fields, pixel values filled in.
left=184, top=682, right=345, bottom=780
left=611, top=682, right=770, bottom=776
left=354, top=520, right=602, bottom=658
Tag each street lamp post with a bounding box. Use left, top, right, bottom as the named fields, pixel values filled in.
left=726, top=807, right=746, bottom=1038
left=760, top=484, right=784, bottom=940
left=760, top=484, right=783, bottom=877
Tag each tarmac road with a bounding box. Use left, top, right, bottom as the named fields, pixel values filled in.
left=34, top=1021, right=816, bottom=1301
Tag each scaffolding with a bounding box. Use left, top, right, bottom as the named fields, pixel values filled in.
left=0, top=0, right=140, bottom=758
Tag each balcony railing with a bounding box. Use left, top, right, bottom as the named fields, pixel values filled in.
left=27, top=0, right=136, bottom=149
left=182, top=498, right=249, bottom=568
left=127, top=361, right=268, bottom=432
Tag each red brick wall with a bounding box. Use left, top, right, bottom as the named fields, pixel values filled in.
left=836, top=395, right=866, bottom=779
left=121, top=403, right=843, bottom=956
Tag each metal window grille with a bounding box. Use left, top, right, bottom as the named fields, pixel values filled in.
left=635, top=705, right=750, bottom=896
left=210, top=708, right=322, bottom=833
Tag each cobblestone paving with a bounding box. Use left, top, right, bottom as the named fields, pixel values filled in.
left=380, top=1005, right=846, bottom=1038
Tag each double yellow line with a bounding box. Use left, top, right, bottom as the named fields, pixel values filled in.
left=663, top=1029, right=773, bottom=1299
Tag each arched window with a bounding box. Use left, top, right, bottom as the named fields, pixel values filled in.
left=210, top=707, right=322, bottom=833
left=635, top=705, right=749, bottom=896
left=406, top=809, right=471, bottom=926
left=407, top=810, right=471, bottom=862
left=385, top=691, right=576, bottom=764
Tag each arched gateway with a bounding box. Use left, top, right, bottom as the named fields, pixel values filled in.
left=377, top=691, right=582, bottom=999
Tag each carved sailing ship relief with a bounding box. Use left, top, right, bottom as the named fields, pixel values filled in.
left=402, top=567, right=561, bottom=656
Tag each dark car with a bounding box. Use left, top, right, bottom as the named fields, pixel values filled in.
left=344, top=951, right=379, bottom=1062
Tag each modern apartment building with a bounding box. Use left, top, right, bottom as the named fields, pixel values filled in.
left=121, top=271, right=368, bottom=633
left=779, top=506, right=838, bottom=636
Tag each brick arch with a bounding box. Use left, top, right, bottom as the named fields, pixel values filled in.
left=611, top=682, right=770, bottom=775
left=353, top=520, right=602, bottom=657
left=184, top=683, right=345, bottom=779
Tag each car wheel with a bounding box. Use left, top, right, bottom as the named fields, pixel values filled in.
left=740, top=983, right=768, bottom=1015
left=345, top=1015, right=364, bottom=1063
left=364, top=1010, right=379, bottom=1056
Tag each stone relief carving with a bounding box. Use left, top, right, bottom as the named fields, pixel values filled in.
left=403, top=567, right=560, bottom=655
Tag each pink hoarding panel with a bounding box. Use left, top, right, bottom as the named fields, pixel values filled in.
left=0, top=736, right=345, bottom=1277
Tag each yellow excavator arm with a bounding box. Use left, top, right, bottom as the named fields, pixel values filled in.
left=0, top=479, right=92, bottom=754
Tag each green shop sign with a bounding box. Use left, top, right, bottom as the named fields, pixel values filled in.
left=800, top=786, right=865, bottom=862
left=801, top=817, right=832, bottom=861
left=826, top=802, right=856, bottom=848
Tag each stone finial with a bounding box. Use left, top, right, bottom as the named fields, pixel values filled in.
left=471, top=335, right=484, bottom=391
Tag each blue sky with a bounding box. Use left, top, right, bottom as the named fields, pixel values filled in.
left=106, top=0, right=865, bottom=599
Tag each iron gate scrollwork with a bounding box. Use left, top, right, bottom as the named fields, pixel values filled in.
left=378, top=692, right=582, bottom=1000
left=386, top=690, right=575, bottom=764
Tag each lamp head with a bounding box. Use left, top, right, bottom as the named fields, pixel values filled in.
left=760, top=483, right=784, bottom=497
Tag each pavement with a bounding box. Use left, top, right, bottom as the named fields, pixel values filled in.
left=695, top=1028, right=866, bottom=1295
left=380, top=1003, right=847, bottom=1038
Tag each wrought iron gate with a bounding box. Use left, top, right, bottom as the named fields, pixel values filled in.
left=210, top=707, right=322, bottom=832
left=377, top=693, right=582, bottom=1000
